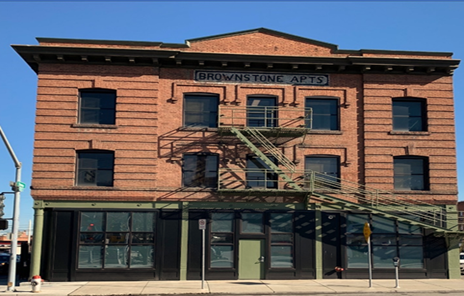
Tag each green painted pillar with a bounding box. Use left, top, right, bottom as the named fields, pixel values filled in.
left=314, top=203, right=323, bottom=279
left=179, top=202, right=189, bottom=280
left=445, top=204, right=461, bottom=279
left=29, top=206, right=44, bottom=278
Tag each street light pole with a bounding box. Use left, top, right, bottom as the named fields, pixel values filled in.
left=0, top=126, right=22, bottom=291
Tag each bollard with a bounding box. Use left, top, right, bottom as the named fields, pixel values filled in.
left=31, top=275, right=41, bottom=293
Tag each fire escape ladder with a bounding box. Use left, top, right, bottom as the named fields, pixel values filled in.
left=230, top=127, right=303, bottom=191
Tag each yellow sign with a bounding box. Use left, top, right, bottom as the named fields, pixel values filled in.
left=363, top=222, right=372, bottom=242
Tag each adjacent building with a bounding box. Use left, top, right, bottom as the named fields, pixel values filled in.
left=13, top=28, right=462, bottom=281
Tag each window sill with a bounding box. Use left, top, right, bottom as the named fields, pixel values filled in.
left=389, top=131, right=430, bottom=136
left=307, top=130, right=343, bottom=135
left=72, top=124, right=118, bottom=129
left=178, top=127, right=218, bottom=132
left=392, top=190, right=431, bottom=194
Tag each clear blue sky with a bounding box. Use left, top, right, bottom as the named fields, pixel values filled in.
left=1, top=1, right=463, bottom=231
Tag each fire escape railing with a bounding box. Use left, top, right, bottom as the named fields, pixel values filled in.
left=216, top=105, right=453, bottom=232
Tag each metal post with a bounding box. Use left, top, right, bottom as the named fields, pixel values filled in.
left=201, top=227, right=205, bottom=289
left=0, top=126, right=22, bottom=291
left=394, top=264, right=400, bottom=288
left=368, top=236, right=372, bottom=288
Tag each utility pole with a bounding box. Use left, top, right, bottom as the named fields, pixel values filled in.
left=0, top=125, right=22, bottom=291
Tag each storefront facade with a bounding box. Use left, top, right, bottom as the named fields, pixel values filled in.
left=14, top=28, right=461, bottom=281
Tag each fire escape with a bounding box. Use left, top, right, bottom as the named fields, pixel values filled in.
left=217, top=104, right=460, bottom=235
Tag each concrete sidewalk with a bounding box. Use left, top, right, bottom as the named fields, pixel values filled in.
left=1, top=278, right=463, bottom=296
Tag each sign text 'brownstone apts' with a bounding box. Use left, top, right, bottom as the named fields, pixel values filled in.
left=195, top=70, right=329, bottom=86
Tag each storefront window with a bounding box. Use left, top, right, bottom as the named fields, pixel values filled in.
left=210, top=213, right=234, bottom=268
left=78, top=211, right=156, bottom=269
left=346, top=214, right=424, bottom=269
left=346, top=214, right=369, bottom=268
left=241, top=213, right=263, bottom=233
left=270, top=213, right=293, bottom=268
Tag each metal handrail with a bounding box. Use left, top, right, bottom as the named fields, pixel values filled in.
left=218, top=105, right=312, bottom=129
left=218, top=168, right=447, bottom=228
left=244, top=127, right=296, bottom=172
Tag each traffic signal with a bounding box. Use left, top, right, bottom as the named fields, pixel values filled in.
left=0, top=219, right=7, bottom=230
left=0, top=194, right=4, bottom=218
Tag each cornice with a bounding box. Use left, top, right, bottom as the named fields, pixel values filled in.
left=12, top=44, right=460, bottom=75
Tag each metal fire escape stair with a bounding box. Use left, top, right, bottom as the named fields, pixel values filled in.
left=230, top=127, right=303, bottom=192
left=227, top=127, right=453, bottom=233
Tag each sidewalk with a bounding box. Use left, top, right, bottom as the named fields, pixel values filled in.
left=1, top=278, right=463, bottom=296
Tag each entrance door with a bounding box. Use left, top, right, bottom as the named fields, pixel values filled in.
left=238, top=239, right=265, bottom=279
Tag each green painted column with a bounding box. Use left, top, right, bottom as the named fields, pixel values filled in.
left=314, top=203, right=323, bottom=279
left=179, top=202, right=189, bottom=280
left=445, top=204, right=461, bottom=279
left=29, top=206, right=44, bottom=278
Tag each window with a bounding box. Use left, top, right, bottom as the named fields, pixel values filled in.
left=392, top=98, right=426, bottom=131
left=210, top=213, right=234, bottom=268
left=246, top=155, right=278, bottom=189
left=346, top=214, right=369, bottom=268
left=346, top=214, right=424, bottom=269
left=79, top=89, right=116, bottom=125
left=78, top=211, right=155, bottom=269
left=305, top=98, right=338, bottom=130
left=184, top=94, right=218, bottom=127
left=247, top=97, right=278, bottom=128
left=76, top=151, right=114, bottom=186
left=182, top=154, right=218, bottom=188
left=305, top=156, right=340, bottom=188
left=241, top=212, right=264, bottom=234
left=270, top=213, right=294, bottom=268
left=394, top=156, right=428, bottom=190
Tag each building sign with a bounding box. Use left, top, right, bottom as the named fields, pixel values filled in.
left=195, top=70, right=329, bottom=86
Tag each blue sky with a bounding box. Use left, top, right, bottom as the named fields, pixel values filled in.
left=1, top=1, right=464, bottom=230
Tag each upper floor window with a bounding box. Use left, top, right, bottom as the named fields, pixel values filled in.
left=247, top=96, right=278, bottom=128
left=184, top=94, right=218, bottom=128
left=76, top=150, right=114, bottom=186
left=305, top=155, right=340, bottom=180
left=182, top=153, right=218, bottom=188
left=246, top=155, right=278, bottom=189
left=79, top=89, right=116, bottom=125
left=392, top=98, right=427, bottom=131
left=305, top=98, right=339, bottom=130
left=394, top=156, right=429, bottom=190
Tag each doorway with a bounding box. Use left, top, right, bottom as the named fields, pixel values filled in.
left=238, top=239, right=265, bottom=279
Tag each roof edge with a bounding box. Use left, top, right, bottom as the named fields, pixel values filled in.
left=186, top=28, right=339, bottom=50
left=36, top=37, right=166, bottom=47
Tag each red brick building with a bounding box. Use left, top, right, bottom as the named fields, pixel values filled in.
left=13, top=28, right=461, bottom=281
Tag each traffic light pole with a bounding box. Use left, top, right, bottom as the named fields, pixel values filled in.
left=0, top=126, right=22, bottom=291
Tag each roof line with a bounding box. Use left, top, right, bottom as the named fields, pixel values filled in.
left=36, top=37, right=166, bottom=47
left=186, top=28, right=339, bottom=50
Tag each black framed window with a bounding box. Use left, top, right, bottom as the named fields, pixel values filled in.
left=78, top=211, right=156, bottom=269
left=394, top=156, right=428, bottom=190
left=392, top=98, right=427, bottom=131
left=305, top=98, right=339, bottom=130
left=246, top=155, right=278, bottom=189
left=210, top=213, right=234, bottom=268
left=241, top=212, right=264, bottom=234
left=184, top=94, right=218, bottom=127
left=182, top=154, right=218, bottom=188
left=346, top=214, right=423, bottom=269
left=76, top=151, right=114, bottom=187
left=247, top=97, right=278, bottom=128
left=305, top=155, right=340, bottom=188
left=346, top=214, right=369, bottom=268
left=79, top=89, right=116, bottom=125
left=270, top=213, right=294, bottom=268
